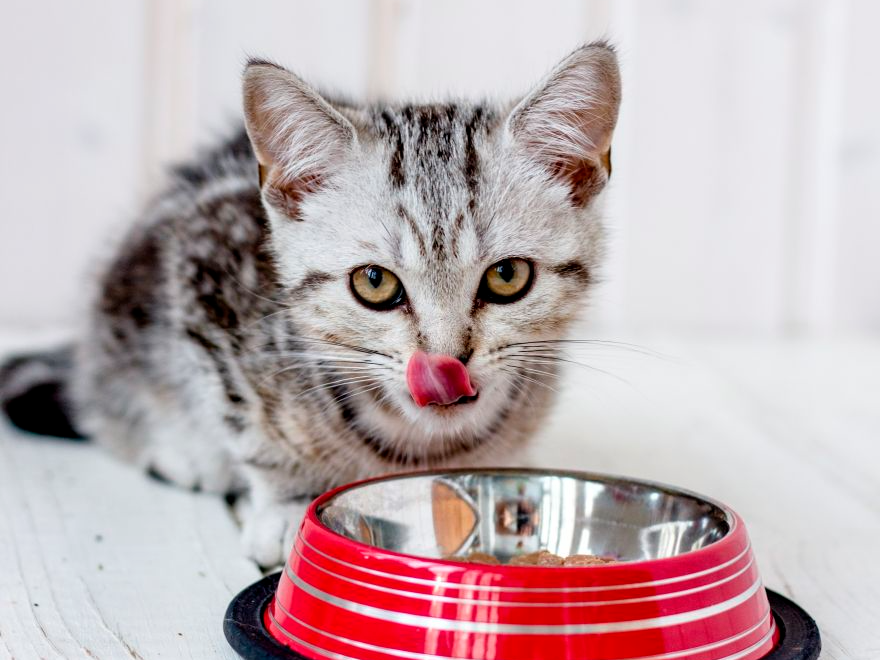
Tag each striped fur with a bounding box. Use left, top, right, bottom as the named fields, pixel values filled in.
left=38, top=44, right=619, bottom=566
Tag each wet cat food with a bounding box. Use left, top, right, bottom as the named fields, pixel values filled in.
left=458, top=549, right=617, bottom=566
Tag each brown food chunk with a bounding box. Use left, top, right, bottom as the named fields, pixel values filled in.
left=562, top=554, right=617, bottom=566
left=508, top=550, right=564, bottom=566
left=452, top=549, right=618, bottom=567
left=462, top=551, right=501, bottom=565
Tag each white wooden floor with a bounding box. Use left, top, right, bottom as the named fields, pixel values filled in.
left=1, top=332, right=878, bottom=659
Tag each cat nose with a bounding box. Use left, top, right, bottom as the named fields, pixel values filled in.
left=406, top=350, right=477, bottom=407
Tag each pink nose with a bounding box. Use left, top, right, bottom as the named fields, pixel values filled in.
left=406, top=351, right=476, bottom=408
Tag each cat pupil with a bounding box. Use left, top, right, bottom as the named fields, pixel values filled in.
left=367, top=267, right=383, bottom=288
left=497, top=261, right=515, bottom=282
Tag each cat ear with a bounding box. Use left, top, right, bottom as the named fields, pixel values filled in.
left=507, top=43, right=621, bottom=207
left=242, top=59, right=356, bottom=219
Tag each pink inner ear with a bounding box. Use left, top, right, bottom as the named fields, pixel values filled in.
left=263, top=172, right=324, bottom=221
left=406, top=351, right=476, bottom=407
left=550, top=157, right=606, bottom=208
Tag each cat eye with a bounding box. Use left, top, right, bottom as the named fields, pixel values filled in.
left=480, top=258, right=534, bottom=303
left=350, top=265, right=406, bottom=309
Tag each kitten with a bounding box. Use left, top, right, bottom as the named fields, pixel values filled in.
left=0, top=43, right=620, bottom=567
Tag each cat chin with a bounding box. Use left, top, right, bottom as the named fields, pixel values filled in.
left=358, top=381, right=510, bottom=443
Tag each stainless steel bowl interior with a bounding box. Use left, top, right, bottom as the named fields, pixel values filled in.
left=318, top=471, right=732, bottom=563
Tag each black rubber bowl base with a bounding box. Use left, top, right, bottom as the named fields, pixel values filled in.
left=224, top=573, right=303, bottom=660
left=764, top=589, right=822, bottom=660
left=223, top=573, right=820, bottom=660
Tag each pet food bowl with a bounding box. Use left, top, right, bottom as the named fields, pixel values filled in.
left=225, top=469, right=819, bottom=660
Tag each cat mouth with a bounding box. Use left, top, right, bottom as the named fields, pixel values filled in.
left=427, top=392, right=479, bottom=409
left=406, top=351, right=476, bottom=407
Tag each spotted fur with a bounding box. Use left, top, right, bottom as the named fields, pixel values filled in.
left=0, top=43, right=620, bottom=567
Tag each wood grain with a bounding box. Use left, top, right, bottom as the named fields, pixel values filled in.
left=0, top=331, right=261, bottom=659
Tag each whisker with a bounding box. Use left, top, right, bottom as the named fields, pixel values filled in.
left=511, top=347, right=655, bottom=365
left=504, top=354, right=631, bottom=386
left=217, top=262, right=284, bottom=308
left=253, top=351, right=389, bottom=365
left=242, top=336, right=395, bottom=361
left=498, top=369, right=530, bottom=403
left=508, top=356, right=631, bottom=385
left=293, top=336, right=394, bottom=359
left=257, top=363, right=301, bottom=385
left=499, top=366, right=559, bottom=394
left=260, top=361, right=384, bottom=386
left=328, top=381, right=391, bottom=408
left=500, top=362, right=561, bottom=380
left=504, top=339, right=669, bottom=360
left=293, top=375, right=383, bottom=400
left=297, top=365, right=393, bottom=375
left=263, top=351, right=391, bottom=367
left=242, top=306, right=295, bottom=331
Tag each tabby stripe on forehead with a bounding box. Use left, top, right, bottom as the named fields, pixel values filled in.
left=380, top=110, right=405, bottom=188
left=450, top=212, right=465, bottom=259
left=431, top=221, right=446, bottom=260
left=397, top=205, right=428, bottom=259
left=463, top=107, right=483, bottom=205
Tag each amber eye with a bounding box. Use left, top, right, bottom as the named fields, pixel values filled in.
left=350, top=265, right=405, bottom=309
left=480, top=258, right=534, bottom=303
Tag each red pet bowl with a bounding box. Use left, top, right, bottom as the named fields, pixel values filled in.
left=225, top=469, right=819, bottom=660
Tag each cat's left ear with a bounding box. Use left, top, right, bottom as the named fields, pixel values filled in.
left=243, top=59, right=357, bottom=219
left=507, top=43, right=621, bottom=207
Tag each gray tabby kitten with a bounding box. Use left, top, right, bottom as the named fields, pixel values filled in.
left=0, top=43, right=620, bottom=566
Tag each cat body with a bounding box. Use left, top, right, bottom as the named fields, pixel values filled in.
left=0, top=44, right=620, bottom=566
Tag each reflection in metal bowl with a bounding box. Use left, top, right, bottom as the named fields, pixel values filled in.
left=319, top=470, right=730, bottom=563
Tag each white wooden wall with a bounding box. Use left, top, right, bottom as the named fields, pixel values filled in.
left=1, top=0, right=877, bottom=335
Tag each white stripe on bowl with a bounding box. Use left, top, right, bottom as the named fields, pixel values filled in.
left=288, top=548, right=756, bottom=608
left=283, top=565, right=765, bottom=635
left=297, top=532, right=752, bottom=594
left=269, top=601, right=775, bottom=660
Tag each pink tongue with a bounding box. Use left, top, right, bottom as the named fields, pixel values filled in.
left=406, top=351, right=476, bottom=407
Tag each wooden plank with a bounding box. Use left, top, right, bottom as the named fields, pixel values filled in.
left=0, top=429, right=261, bottom=659
left=0, top=334, right=261, bottom=659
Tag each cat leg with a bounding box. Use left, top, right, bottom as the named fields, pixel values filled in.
left=142, top=411, right=243, bottom=494
left=239, top=462, right=314, bottom=568
left=78, top=368, right=244, bottom=494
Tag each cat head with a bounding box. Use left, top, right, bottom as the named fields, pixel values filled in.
left=242, top=44, right=620, bottom=465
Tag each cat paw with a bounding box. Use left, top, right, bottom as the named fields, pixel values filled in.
left=240, top=500, right=308, bottom=569
left=144, top=443, right=241, bottom=494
